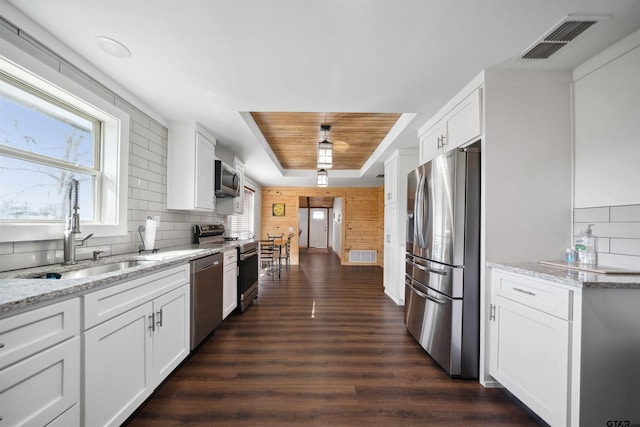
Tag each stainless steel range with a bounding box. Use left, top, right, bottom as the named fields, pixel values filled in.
left=194, top=224, right=259, bottom=313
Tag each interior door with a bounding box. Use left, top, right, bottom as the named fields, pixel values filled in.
left=309, top=208, right=328, bottom=248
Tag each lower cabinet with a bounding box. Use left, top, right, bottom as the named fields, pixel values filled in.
left=489, top=268, right=640, bottom=427
left=83, top=264, right=190, bottom=427
left=0, top=298, right=80, bottom=427
left=489, top=293, right=569, bottom=426
left=223, top=249, right=238, bottom=319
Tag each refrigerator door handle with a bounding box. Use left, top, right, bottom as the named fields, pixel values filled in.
left=414, top=173, right=427, bottom=249
left=410, top=284, right=447, bottom=306
left=407, top=259, right=447, bottom=276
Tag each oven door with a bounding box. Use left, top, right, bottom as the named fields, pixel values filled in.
left=238, top=248, right=258, bottom=296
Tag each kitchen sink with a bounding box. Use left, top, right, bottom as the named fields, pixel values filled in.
left=38, top=260, right=154, bottom=279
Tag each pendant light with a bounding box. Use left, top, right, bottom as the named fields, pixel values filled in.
left=317, top=169, right=328, bottom=187
left=317, top=124, right=333, bottom=169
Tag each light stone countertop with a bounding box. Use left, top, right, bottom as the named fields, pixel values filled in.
left=0, top=242, right=241, bottom=317
left=488, top=261, right=640, bottom=289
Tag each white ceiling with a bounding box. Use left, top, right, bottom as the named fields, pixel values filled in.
left=3, top=0, right=640, bottom=187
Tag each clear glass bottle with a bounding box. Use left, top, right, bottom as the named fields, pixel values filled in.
left=575, top=224, right=597, bottom=265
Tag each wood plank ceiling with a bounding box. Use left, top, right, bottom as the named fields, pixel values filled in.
left=250, top=112, right=402, bottom=170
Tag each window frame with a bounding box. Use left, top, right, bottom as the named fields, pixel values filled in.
left=230, top=186, right=255, bottom=236
left=0, top=45, right=129, bottom=242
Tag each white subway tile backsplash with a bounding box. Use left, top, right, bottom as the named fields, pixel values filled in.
left=574, top=203, right=640, bottom=269
left=128, top=199, right=150, bottom=211
left=148, top=182, right=165, bottom=194
left=0, top=242, right=13, bottom=255
left=573, top=207, right=609, bottom=223
left=610, top=205, right=640, bottom=222
left=610, top=239, right=640, bottom=256
left=0, top=251, right=56, bottom=271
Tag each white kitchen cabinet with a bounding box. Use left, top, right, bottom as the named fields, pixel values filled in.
left=573, top=31, right=640, bottom=208
left=418, top=88, right=481, bottom=164
left=0, top=298, right=80, bottom=427
left=83, top=264, right=190, bottom=427
left=222, top=249, right=238, bottom=319
left=167, top=121, right=216, bottom=211
left=216, top=159, right=245, bottom=215
left=489, top=271, right=570, bottom=426
left=383, top=156, right=398, bottom=204
left=383, top=149, right=417, bottom=305
left=489, top=267, right=640, bottom=426
left=383, top=203, right=398, bottom=302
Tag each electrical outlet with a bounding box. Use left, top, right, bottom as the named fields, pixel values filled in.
left=154, top=215, right=161, bottom=228
left=288, top=227, right=294, bottom=232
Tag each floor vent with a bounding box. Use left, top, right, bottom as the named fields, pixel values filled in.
left=349, top=250, right=377, bottom=263
left=520, top=15, right=604, bottom=60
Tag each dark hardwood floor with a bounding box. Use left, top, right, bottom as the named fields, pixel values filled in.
left=125, top=251, right=540, bottom=426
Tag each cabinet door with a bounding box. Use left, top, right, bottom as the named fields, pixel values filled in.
left=444, top=88, right=481, bottom=150
left=489, top=294, right=569, bottom=427
left=419, top=121, right=444, bottom=164
left=195, top=131, right=215, bottom=210
left=384, top=157, right=398, bottom=205
left=84, top=302, right=153, bottom=427
left=223, top=264, right=238, bottom=319
left=383, top=204, right=399, bottom=302
left=0, top=337, right=80, bottom=427
left=152, top=285, right=190, bottom=383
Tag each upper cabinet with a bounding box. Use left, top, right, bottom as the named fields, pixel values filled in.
left=167, top=122, right=216, bottom=211
left=573, top=29, right=640, bottom=208
left=216, top=159, right=244, bottom=215
left=418, top=88, right=482, bottom=164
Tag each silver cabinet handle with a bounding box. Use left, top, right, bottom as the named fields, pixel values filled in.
left=513, top=287, right=536, bottom=297
left=490, top=304, right=496, bottom=321
left=156, top=309, right=163, bottom=328
left=149, top=313, right=155, bottom=332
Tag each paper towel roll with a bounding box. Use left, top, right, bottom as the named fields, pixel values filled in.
left=143, top=218, right=157, bottom=250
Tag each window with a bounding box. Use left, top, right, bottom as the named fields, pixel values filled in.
left=0, top=72, right=100, bottom=221
left=312, top=210, right=325, bottom=220
left=0, top=50, right=129, bottom=242
left=230, top=187, right=255, bottom=236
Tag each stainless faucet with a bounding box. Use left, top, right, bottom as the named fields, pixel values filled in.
left=63, top=179, right=93, bottom=265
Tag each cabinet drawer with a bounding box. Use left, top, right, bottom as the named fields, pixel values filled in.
left=0, top=336, right=80, bottom=427
left=492, top=270, right=572, bottom=320
left=84, top=264, right=189, bottom=329
left=0, top=298, right=80, bottom=369
left=224, top=250, right=237, bottom=266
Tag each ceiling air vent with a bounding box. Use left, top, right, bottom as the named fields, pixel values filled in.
left=520, top=16, right=602, bottom=60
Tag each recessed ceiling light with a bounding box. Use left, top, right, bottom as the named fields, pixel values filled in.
left=94, top=36, right=131, bottom=58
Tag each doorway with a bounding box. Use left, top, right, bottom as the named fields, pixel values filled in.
left=309, top=208, right=328, bottom=248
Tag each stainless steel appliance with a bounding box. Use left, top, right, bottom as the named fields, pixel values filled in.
left=236, top=239, right=259, bottom=312
left=191, top=224, right=225, bottom=349
left=405, top=146, right=480, bottom=378
left=214, top=160, right=240, bottom=198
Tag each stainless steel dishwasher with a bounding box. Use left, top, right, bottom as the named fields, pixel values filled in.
left=190, top=252, right=223, bottom=350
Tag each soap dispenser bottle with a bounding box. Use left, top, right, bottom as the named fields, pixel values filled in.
left=575, top=224, right=597, bottom=265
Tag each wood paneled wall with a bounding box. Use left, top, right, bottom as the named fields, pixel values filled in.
left=261, top=187, right=383, bottom=266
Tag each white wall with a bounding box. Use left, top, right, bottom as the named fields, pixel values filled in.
left=572, top=28, right=640, bottom=269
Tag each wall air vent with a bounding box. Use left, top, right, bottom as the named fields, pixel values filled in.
left=520, top=15, right=603, bottom=60
left=349, top=250, right=377, bottom=263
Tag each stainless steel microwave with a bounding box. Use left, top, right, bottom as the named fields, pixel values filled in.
left=214, top=160, right=240, bottom=198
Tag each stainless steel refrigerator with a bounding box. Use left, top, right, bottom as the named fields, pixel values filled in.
left=405, top=146, right=480, bottom=378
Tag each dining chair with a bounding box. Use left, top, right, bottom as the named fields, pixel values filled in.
left=259, top=239, right=280, bottom=278
left=283, top=233, right=295, bottom=269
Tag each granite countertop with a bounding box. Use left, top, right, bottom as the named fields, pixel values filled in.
left=0, top=242, right=241, bottom=317
left=488, top=261, right=640, bottom=289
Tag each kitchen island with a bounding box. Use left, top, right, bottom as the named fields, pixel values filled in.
left=488, top=262, right=640, bottom=427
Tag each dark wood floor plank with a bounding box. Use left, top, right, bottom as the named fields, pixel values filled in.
left=125, top=251, right=540, bottom=426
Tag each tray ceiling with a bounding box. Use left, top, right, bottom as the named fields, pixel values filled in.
left=251, top=112, right=402, bottom=170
